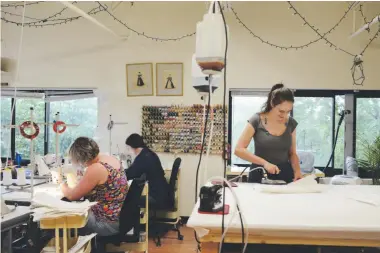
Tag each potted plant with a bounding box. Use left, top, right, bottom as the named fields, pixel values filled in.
left=357, top=135, right=380, bottom=185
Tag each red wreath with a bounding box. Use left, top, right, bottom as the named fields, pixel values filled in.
left=19, top=121, right=40, bottom=140
left=53, top=121, right=67, bottom=134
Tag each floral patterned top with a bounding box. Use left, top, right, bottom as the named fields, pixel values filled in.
left=86, top=162, right=128, bottom=222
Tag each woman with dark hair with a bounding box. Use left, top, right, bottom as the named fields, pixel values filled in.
left=60, top=137, right=128, bottom=236
left=234, top=83, right=302, bottom=183
left=125, top=133, right=171, bottom=208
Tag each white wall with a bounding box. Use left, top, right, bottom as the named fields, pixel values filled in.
left=2, top=1, right=380, bottom=215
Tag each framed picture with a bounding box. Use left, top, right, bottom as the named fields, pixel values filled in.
left=126, top=63, right=153, bottom=96
left=156, top=63, right=183, bottom=96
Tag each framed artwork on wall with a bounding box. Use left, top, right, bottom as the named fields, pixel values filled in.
left=126, top=63, right=154, bottom=96
left=156, top=63, right=183, bottom=96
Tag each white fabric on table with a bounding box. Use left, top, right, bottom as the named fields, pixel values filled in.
left=187, top=183, right=380, bottom=241
left=256, top=175, right=326, bottom=194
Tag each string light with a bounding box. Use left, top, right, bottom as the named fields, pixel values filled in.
left=1, top=1, right=43, bottom=8
left=96, top=2, right=195, bottom=42
left=231, top=1, right=355, bottom=51
left=1, top=5, right=105, bottom=27
left=288, top=2, right=380, bottom=86
left=359, top=3, right=369, bottom=29
left=287, top=1, right=356, bottom=56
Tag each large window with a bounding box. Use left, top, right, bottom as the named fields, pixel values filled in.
left=229, top=89, right=380, bottom=176
left=0, top=89, right=98, bottom=161
left=293, top=97, right=334, bottom=167
left=230, top=92, right=267, bottom=165
left=356, top=97, right=380, bottom=161
left=48, top=98, right=98, bottom=157
left=15, top=99, right=46, bottom=159
left=1, top=98, right=12, bottom=158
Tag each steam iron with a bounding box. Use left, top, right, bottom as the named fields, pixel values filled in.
left=198, top=184, right=224, bottom=213
left=261, top=178, right=287, bottom=185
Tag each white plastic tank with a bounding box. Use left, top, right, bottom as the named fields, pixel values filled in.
left=192, top=54, right=221, bottom=94
left=195, top=1, right=229, bottom=75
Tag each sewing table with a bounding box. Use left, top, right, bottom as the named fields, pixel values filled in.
left=187, top=183, right=380, bottom=253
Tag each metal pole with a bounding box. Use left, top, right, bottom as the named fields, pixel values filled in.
left=30, top=107, right=35, bottom=199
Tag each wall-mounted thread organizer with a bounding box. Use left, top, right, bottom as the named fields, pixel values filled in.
left=142, top=105, right=228, bottom=154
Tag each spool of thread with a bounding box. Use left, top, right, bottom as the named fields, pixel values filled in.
left=2, top=169, right=13, bottom=185
left=17, top=168, right=27, bottom=185
left=66, top=172, right=78, bottom=188
left=51, top=170, right=62, bottom=184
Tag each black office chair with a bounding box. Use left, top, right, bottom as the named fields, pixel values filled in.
left=152, top=157, right=183, bottom=247
left=94, top=179, right=148, bottom=253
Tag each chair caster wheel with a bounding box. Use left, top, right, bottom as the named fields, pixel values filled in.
left=178, top=235, right=184, bottom=240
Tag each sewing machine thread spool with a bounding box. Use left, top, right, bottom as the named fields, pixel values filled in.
left=17, top=168, right=27, bottom=185
left=2, top=169, right=12, bottom=185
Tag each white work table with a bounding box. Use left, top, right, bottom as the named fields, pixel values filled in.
left=187, top=183, right=380, bottom=252
left=1, top=183, right=63, bottom=204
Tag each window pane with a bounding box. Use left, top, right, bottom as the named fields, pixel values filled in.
left=293, top=97, right=333, bottom=167
left=1, top=98, right=12, bottom=158
left=48, top=98, right=98, bottom=157
left=356, top=98, right=380, bottom=161
left=334, top=95, right=345, bottom=169
left=231, top=96, right=267, bottom=165
left=15, top=99, right=46, bottom=159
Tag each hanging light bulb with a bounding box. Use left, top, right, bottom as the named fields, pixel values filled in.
left=351, top=55, right=365, bottom=86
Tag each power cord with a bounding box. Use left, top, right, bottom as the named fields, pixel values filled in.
left=195, top=77, right=212, bottom=203
left=206, top=176, right=248, bottom=253
left=322, top=110, right=350, bottom=173
left=216, top=1, right=234, bottom=252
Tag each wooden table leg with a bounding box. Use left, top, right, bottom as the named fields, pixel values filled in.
left=63, top=222, right=68, bottom=253
left=55, top=228, right=60, bottom=253
left=201, top=242, right=219, bottom=253
left=74, top=228, right=78, bottom=238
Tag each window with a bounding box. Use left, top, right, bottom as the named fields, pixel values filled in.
left=1, top=98, right=12, bottom=158
left=293, top=97, right=333, bottom=167
left=48, top=98, right=98, bottom=157
left=1, top=89, right=97, bottom=161
left=229, top=89, right=380, bottom=176
left=15, top=99, right=46, bottom=159
left=230, top=92, right=267, bottom=165
left=356, top=97, right=380, bottom=161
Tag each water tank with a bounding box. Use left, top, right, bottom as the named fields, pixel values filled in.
left=195, top=1, right=229, bottom=76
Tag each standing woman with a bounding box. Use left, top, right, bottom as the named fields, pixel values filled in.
left=234, top=83, right=302, bottom=183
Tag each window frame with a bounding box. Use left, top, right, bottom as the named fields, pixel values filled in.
left=1, top=88, right=96, bottom=164
left=228, top=89, right=380, bottom=178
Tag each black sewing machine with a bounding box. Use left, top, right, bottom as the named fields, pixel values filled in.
left=198, top=184, right=224, bottom=213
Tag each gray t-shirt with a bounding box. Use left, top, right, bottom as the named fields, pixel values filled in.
left=248, top=113, right=298, bottom=165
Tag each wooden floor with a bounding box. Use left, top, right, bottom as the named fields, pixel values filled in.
left=147, top=226, right=198, bottom=253
left=144, top=226, right=380, bottom=253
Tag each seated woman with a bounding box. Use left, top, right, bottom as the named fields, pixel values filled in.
left=60, top=137, right=128, bottom=236
left=125, top=133, right=171, bottom=209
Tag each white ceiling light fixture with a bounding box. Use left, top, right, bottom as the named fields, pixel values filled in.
left=60, top=1, right=126, bottom=40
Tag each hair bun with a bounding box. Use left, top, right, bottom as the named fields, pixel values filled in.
left=271, top=83, right=284, bottom=92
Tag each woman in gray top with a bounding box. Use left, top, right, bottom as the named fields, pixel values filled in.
left=234, top=83, right=302, bottom=183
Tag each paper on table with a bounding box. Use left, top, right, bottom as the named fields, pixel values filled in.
left=256, top=175, right=326, bottom=194
left=68, top=233, right=96, bottom=253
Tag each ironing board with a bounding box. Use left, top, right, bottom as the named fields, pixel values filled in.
left=187, top=183, right=380, bottom=252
